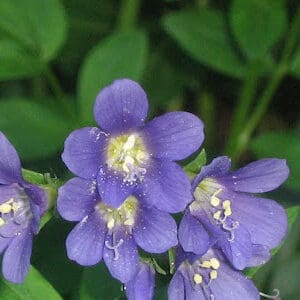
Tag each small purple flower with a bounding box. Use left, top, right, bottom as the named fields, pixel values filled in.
left=57, top=177, right=177, bottom=283
left=179, top=156, right=289, bottom=270
left=168, top=247, right=259, bottom=300
left=62, top=79, right=204, bottom=212
left=125, top=262, right=155, bottom=300
left=0, top=132, right=48, bottom=283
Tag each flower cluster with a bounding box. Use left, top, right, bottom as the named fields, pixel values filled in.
left=0, top=132, right=48, bottom=283
left=56, top=79, right=289, bottom=299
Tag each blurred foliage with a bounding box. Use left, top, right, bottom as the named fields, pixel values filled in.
left=0, top=0, right=300, bottom=299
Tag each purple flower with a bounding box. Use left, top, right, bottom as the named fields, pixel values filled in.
left=168, top=247, right=259, bottom=300
left=179, top=156, right=289, bottom=270
left=57, top=177, right=178, bottom=283
left=0, top=132, right=48, bottom=283
left=125, top=262, right=155, bottom=300
left=62, top=79, right=204, bottom=212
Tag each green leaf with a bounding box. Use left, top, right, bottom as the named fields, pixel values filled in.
left=162, top=9, right=246, bottom=78
left=244, top=205, right=300, bottom=278
left=0, top=0, right=67, bottom=80
left=290, top=46, right=300, bottom=78
left=0, top=99, right=74, bottom=160
left=79, top=263, right=123, bottom=300
left=251, top=130, right=300, bottom=192
left=0, top=265, right=62, bottom=299
left=78, top=29, right=148, bottom=124
left=184, top=149, right=207, bottom=174
left=230, top=0, right=287, bottom=60
left=0, top=39, right=43, bottom=80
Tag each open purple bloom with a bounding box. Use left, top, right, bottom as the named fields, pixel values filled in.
left=57, top=177, right=178, bottom=283
left=62, top=79, right=204, bottom=212
left=0, top=132, right=48, bottom=283
left=179, top=156, right=289, bottom=270
left=168, top=247, right=259, bottom=300
left=125, top=262, right=155, bottom=300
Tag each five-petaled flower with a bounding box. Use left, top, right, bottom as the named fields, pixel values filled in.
left=179, top=156, right=289, bottom=270
left=57, top=177, right=177, bottom=283
left=62, top=78, right=204, bottom=213
left=168, top=246, right=259, bottom=300
left=0, top=132, right=48, bottom=283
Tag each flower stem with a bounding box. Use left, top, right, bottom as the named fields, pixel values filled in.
left=228, top=6, right=300, bottom=162
left=117, top=0, right=141, bottom=31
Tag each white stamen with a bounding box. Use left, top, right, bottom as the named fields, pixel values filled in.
left=105, top=236, right=124, bottom=261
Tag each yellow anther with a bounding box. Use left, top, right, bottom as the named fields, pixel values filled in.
left=210, top=196, right=220, bottom=207
left=201, top=260, right=211, bottom=268
left=213, top=211, right=221, bottom=220
left=193, top=273, right=203, bottom=284
left=222, top=200, right=231, bottom=209
left=107, top=218, right=115, bottom=230
left=0, top=203, right=12, bottom=214
left=210, top=270, right=218, bottom=280
left=0, top=217, right=5, bottom=227
left=224, top=207, right=232, bottom=217
left=210, top=258, right=220, bottom=270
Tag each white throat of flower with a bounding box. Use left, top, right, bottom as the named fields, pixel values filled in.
left=96, top=196, right=138, bottom=261
left=0, top=192, right=32, bottom=230
left=106, top=133, right=149, bottom=184
left=191, top=178, right=239, bottom=242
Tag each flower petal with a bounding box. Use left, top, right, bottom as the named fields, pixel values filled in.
left=62, top=127, right=107, bottom=179
left=178, top=212, right=210, bottom=255
left=192, top=156, right=231, bottom=190
left=133, top=206, right=177, bottom=253
left=168, top=271, right=185, bottom=300
left=66, top=212, right=106, bottom=266
left=138, top=159, right=192, bottom=213
left=97, top=167, right=135, bottom=208
left=229, top=192, right=287, bottom=249
left=24, top=183, right=48, bottom=217
left=2, top=227, right=33, bottom=283
left=0, top=236, right=11, bottom=254
left=94, top=79, right=148, bottom=133
left=125, top=263, right=155, bottom=300
left=103, top=228, right=139, bottom=283
left=218, top=221, right=252, bottom=270
left=210, top=264, right=259, bottom=300
left=246, top=244, right=271, bottom=267
left=57, top=178, right=98, bottom=221
left=143, top=112, right=204, bottom=160
left=0, top=131, right=22, bottom=184
left=222, top=158, right=289, bottom=193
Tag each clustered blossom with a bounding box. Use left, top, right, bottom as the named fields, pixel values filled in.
left=54, top=78, right=289, bottom=299
left=0, top=132, right=48, bottom=283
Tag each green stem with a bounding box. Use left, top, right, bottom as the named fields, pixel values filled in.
left=229, top=6, right=300, bottom=161
left=44, top=67, right=65, bottom=100
left=117, top=0, right=141, bottom=31
left=225, top=61, right=261, bottom=157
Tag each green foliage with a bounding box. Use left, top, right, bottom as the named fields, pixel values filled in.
left=0, top=99, right=74, bottom=161
left=290, top=46, right=300, bottom=78
left=251, top=130, right=300, bottom=192
left=162, top=9, right=246, bottom=78
left=230, top=0, right=287, bottom=60
left=80, top=263, right=124, bottom=300
left=78, top=29, right=148, bottom=124
left=0, top=265, right=62, bottom=300
left=0, top=0, right=67, bottom=80
left=184, top=149, right=207, bottom=175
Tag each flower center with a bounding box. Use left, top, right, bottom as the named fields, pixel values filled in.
left=96, top=196, right=138, bottom=234
left=191, top=178, right=239, bottom=242
left=106, top=133, right=149, bottom=183
left=0, top=185, right=33, bottom=237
